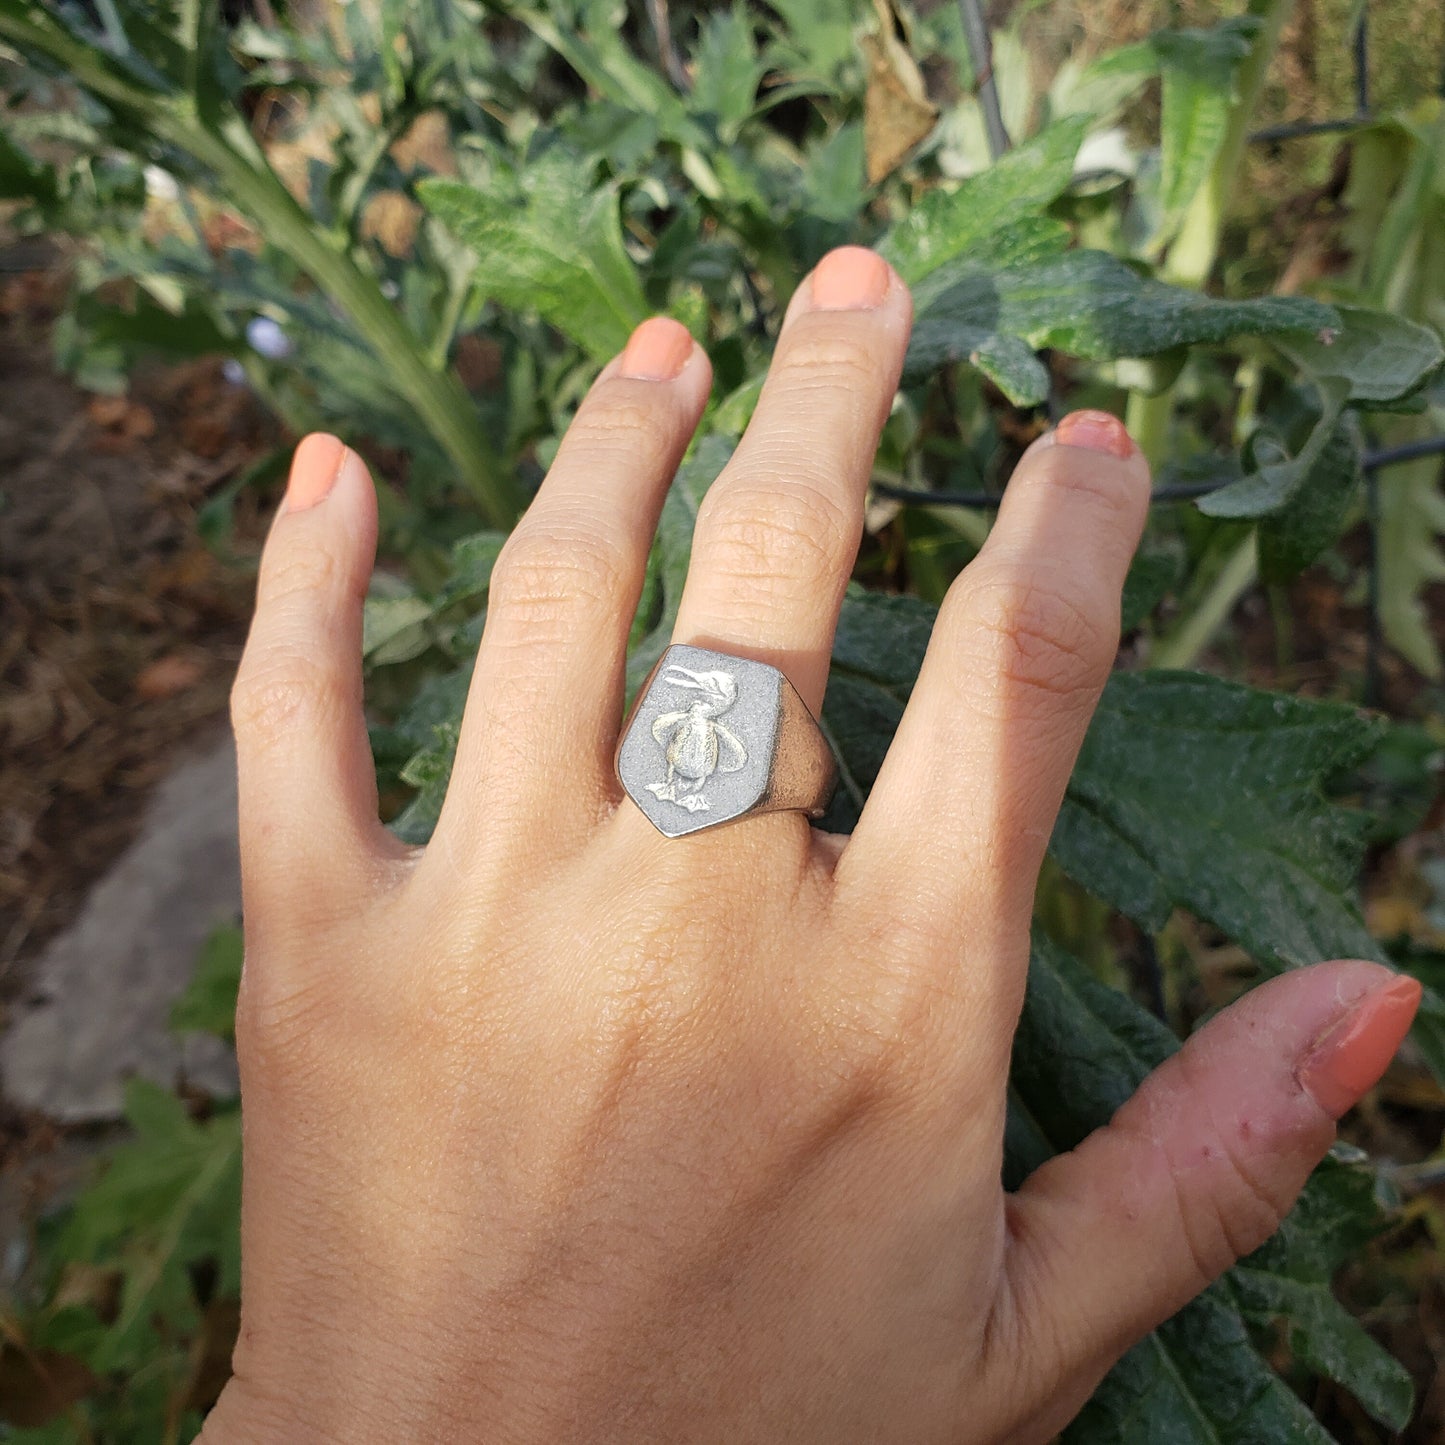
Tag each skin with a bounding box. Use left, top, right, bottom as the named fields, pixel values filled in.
left=204, top=250, right=1415, bottom=1443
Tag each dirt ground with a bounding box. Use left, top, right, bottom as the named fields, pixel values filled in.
left=0, top=248, right=272, bottom=989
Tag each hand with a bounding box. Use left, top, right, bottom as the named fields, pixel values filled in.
left=205, top=247, right=1420, bottom=1443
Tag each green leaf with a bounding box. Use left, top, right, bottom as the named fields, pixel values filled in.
left=1230, top=1271, right=1413, bottom=1431
left=1257, top=415, right=1364, bottom=581
left=905, top=250, right=1335, bottom=407
left=1016, top=937, right=1408, bottom=1439
left=1203, top=309, right=1443, bottom=520
left=168, top=925, right=242, bottom=1043
left=1052, top=671, right=1382, bottom=963
left=1121, top=543, right=1186, bottom=632
left=1148, top=19, right=1260, bottom=253
left=765, top=0, right=860, bottom=82
left=58, top=1080, right=240, bottom=1374
left=1064, top=1293, right=1334, bottom=1443
left=362, top=592, right=436, bottom=666
left=1275, top=306, right=1445, bottom=408
left=690, top=5, right=768, bottom=141
left=819, top=589, right=936, bottom=830
left=0, top=124, right=59, bottom=204
left=1199, top=378, right=1352, bottom=521
left=879, top=117, right=1087, bottom=285
left=70, top=288, right=235, bottom=363
left=420, top=152, right=649, bottom=362
left=434, top=531, right=507, bottom=612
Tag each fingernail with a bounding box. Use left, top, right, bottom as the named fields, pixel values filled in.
left=1055, top=409, right=1136, bottom=461
left=1296, top=974, right=1422, bottom=1119
left=810, top=246, right=890, bottom=311
left=285, top=433, right=347, bottom=512
left=619, top=317, right=695, bottom=381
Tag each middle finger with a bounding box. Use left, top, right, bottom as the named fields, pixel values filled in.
left=671, top=247, right=913, bottom=715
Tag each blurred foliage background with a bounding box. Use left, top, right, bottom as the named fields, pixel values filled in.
left=1, top=0, right=1444, bottom=1439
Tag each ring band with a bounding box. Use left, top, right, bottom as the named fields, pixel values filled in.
left=616, top=644, right=837, bottom=838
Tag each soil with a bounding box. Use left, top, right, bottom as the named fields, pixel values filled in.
left=0, top=246, right=273, bottom=990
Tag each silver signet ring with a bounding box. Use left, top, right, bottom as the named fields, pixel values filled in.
left=615, top=644, right=838, bottom=838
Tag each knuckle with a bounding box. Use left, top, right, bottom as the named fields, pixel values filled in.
left=258, top=538, right=342, bottom=604
left=488, top=523, right=630, bottom=627
left=949, top=568, right=1114, bottom=712
left=773, top=327, right=885, bottom=397
left=230, top=651, right=352, bottom=742
left=1030, top=445, right=1146, bottom=520
left=696, top=479, right=852, bottom=588
left=1171, top=1056, right=1297, bottom=1278
left=567, top=393, right=677, bottom=474
left=234, top=965, right=335, bottom=1078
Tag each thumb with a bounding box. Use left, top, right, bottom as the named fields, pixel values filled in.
left=1003, top=960, right=1420, bottom=1420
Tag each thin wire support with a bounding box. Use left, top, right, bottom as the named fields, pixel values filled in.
left=871, top=436, right=1445, bottom=511
left=957, top=0, right=1011, bottom=162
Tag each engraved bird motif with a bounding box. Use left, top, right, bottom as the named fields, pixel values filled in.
left=646, top=665, right=747, bottom=813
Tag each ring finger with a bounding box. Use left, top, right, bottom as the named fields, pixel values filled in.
left=670, top=246, right=913, bottom=716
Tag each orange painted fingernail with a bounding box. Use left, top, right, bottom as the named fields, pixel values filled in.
left=811, top=246, right=890, bottom=311
left=1055, top=410, right=1136, bottom=461
left=619, top=317, right=695, bottom=381
left=285, top=433, right=346, bottom=512
left=1297, top=974, right=1422, bottom=1119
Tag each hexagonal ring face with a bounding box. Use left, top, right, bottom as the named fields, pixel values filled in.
left=616, top=644, right=833, bottom=838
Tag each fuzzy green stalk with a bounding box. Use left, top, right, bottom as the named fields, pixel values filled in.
left=1126, top=0, right=1294, bottom=468
left=1153, top=532, right=1259, bottom=670
left=0, top=5, right=526, bottom=527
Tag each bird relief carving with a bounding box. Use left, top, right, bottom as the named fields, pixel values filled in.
left=646, top=665, right=748, bottom=813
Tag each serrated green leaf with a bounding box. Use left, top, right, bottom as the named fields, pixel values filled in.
left=905, top=251, right=1335, bottom=405
left=690, top=5, right=767, bottom=141
left=168, top=924, right=242, bottom=1043
left=766, top=0, right=860, bottom=82
left=1049, top=673, right=1445, bottom=1079
left=1275, top=306, right=1445, bottom=407
left=1199, top=377, right=1352, bottom=520
left=1257, top=415, right=1364, bottom=581
left=1051, top=672, right=1383, bottom=963
left=434, top=531, right=507, bottom=612
left=1149, top=19, right=1260, bottom=253
left=1207, top=309, right=1442, bottom=519
left=57, top=1080, right=240, bottom=1374
left=879, top=117, right=1087, bottom=285
left=420, top=152, right=649, bottom=362
left=391, top=719, right=461, bottom=844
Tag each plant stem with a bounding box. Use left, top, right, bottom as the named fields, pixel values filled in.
left=1152, top=532, right=1259, bottom=670
left=1164, top=0, right=1293, bottom=288
left=0, top=6, right=525, bottom=527
left=430, top=270, right=475, bottom=369
left=1125, top=388, right=1172, bottom=471
left=1127, top=0, right=1293, bottom=472
left=179, top=125, right=525, bottom=524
